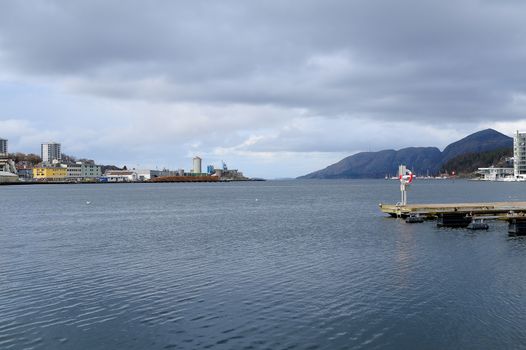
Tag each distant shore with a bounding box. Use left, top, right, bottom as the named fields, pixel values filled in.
left=0, top=178, right=265, bottom=186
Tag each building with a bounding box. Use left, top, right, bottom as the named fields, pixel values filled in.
left=0, top=157, right=18, bottom=183
left=17, top=166, right=33, bottom=181
left=135, top=169, right=181, bottom=181
left=192, top=156, right=202, bottom=174
left=0, top=171, right=18, bottom=183
left=160, top=169, right=182, bottom=177
left=136, top=169, right=163, bottom=181
left=41, top=142, right=61, bottom=164
left=67, top=162, right=102, bottom=181
left=0, top=138, right=7, bottom=157
left=477, top=167, right=514, bottom=181
left=102, top=170, right=138, bottom=182
left=514, top=131, right=526, bottom=178
left=0, top=158, right=16, bottom=173
left=214, top=161, right=248, bottom=180
left=33, top=167, right=67, bottom=181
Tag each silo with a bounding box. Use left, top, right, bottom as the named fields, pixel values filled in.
left=192, top=157, right=202, bottom=174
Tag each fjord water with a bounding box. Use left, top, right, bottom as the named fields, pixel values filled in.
left=2, top=180, right=526, bottom=350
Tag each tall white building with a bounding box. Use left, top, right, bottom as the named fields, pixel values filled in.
left=41, top=142, right=61, bottom=163
left=0, top=138, right=7, bottom=157
left=514, top=131, right=526, bottom=178
left=192, top=156, right=202, bottom=174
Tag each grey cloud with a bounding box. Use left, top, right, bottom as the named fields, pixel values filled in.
left=1, top=1, right=526, bottom=127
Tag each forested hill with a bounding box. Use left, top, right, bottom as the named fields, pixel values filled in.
left=441, top=147, right=513, bottom=176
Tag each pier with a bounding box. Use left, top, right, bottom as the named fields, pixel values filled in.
left=380, top=201, right=526, bottom=234
left=379, top=202, right=526, bottom=218
left=380, top=165, right=526, bottom=234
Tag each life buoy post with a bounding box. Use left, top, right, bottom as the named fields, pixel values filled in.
left=398, top=165, right=413, bottom=206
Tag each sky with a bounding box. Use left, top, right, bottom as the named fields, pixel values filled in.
left=1, top=0, right=526, bottom=178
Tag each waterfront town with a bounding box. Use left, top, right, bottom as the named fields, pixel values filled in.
left=0, top=139, right=249, bottom=183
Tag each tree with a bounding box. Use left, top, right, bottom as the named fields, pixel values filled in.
left=8, top=152, right=42, bottom=165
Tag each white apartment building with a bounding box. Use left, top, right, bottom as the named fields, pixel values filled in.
left=514, top=131, right=526, bottom=178
left=0, top=138, right=7, bottom=157
left=41, top=142, right=61, bottom=163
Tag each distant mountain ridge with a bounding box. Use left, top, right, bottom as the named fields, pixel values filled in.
left=298, top=129, right=512, bottom=179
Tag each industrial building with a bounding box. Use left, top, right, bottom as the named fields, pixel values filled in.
left=210, top=161, right=248, bottom=180
left=135, top=169, right=183, bottom=181
left=41, top=142, right=62, bottom=164
left=192, top=156, right=202, bottom=174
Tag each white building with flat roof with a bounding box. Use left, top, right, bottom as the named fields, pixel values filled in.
left=0, top=138, right=7, bottom=157
left=514, top=131, right=526, bottom=178
left=477, top=167, right=514, bottom=181
left=103, top=170, right=138, bottom=182
left=41, top=142, right=61, bottom=163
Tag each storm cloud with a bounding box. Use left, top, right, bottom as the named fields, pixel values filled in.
left=1, top=0, right=526, bottom=177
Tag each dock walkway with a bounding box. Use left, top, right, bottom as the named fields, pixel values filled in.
left=379, top=201, right=526, bottom=218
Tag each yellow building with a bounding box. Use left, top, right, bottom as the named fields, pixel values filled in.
left=33, top=167, right=67, bottom=181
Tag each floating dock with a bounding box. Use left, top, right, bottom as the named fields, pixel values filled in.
left=380, top=165, right=526, bottom=234
left=379, top=202, right=526, bottom=218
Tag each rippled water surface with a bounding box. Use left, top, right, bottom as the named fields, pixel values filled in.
left=2, top=180, right=526, bottom=349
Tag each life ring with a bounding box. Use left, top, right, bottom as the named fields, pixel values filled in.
left=399, top=169, right=413, bottom=184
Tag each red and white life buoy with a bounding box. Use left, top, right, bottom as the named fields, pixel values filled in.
left=399, top=169, right=413, bottom=184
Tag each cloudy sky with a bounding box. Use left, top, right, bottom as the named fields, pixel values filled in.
left=1, top=0, right=526, bottom=178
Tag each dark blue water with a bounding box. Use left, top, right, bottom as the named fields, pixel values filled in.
left=2, top=180, right=526, bottom=349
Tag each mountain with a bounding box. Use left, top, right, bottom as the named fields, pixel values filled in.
left=441, top=129, right=512, bottom=162
left=298, top=129, right=513, bottom=179
left=303, top=147, right=442, bottom=179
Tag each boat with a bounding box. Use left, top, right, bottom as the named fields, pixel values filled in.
left=467, top=218, right=489, bottom=230
left=405, top=213, right=424, bottom=223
